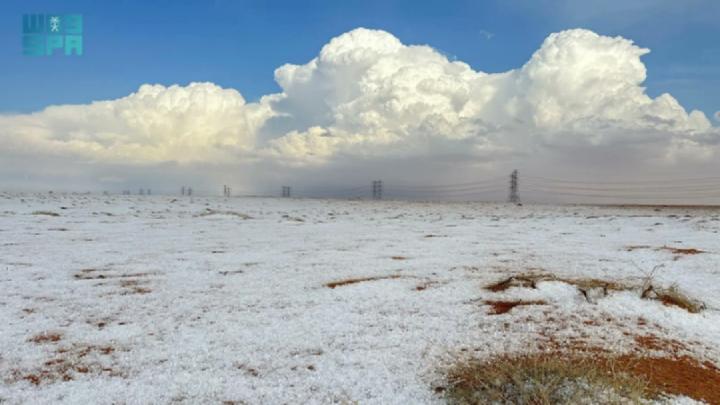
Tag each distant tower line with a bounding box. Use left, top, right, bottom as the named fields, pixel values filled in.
left=508, top=169, right=520, bottom=203
left=372, top=180, right=383, bottom=200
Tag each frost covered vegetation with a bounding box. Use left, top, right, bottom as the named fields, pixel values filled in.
left=1, top=193, right=719, bottom=403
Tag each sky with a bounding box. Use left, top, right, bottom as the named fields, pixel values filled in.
left=1, top=0, right=719, bottom=202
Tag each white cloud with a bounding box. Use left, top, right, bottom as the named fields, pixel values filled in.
left=715, top=111, right=720, bottom=122
left=479, top=30, right=494, bottom=40
left=0, top=82, right=274, bottom=164
left=0, top=27, right=718, bottom=192
left=261, top=28, right=715, bottom=161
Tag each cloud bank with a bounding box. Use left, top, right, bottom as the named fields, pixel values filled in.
left=1, top=28, right=718, bottom=195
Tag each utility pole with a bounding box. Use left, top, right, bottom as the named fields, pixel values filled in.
left=372, top=180, right=383, bottom=200
left=282, top=186, right=291, bottom=198
left=181, top=186, right=186, bottom=196
left=187, top=187, right=193, bottom=196
left=508, top=170, right=520, bottom=204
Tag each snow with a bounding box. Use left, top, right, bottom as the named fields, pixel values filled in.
left=1, top=193, right=719, bottom=404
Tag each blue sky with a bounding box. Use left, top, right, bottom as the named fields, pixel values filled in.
left=1, top=0, right=719, bottom=118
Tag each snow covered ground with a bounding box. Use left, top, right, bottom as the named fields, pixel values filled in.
left=1, top=193, right=719, bottom=404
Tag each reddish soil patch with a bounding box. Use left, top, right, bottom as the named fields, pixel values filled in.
left=634, top=335, right=687, bottom=354
left=28, top=333, right=62, bottom=344
left=390, top=256, right=408, bottom=260
left=614, top=354, right=720, bottom=404
left=484, top=300, right=546, bottom=315
left=12, top=343, right=120, bottom=385
left=625, top=245, right=705, bottom=255
left=326, top=275, right=402, bottom=289
left=660, top=246, right=705, bottom=255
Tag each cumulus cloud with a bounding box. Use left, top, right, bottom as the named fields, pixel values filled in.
left=0, top=27, right=718, bottom=193
left=260, top=28, right=715, bottom=163
left=715, top=111, right=720, bottom=122
left=0, top=82, right=274, bottom=163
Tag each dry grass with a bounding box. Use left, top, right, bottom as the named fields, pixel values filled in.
left=31, top=210, right=60, bottom=217
left=325, top=275, right=402, bottom=289
left=483, top=300, right=547, bottom=315
left=485, top=275, right=541, bottom=292
left=444, top=354, right=650, bottom=404
left=565, top=278, right=631, bottom=293
left=485, top=274, right=632, bottom=295
left=625, top=245, right=652, bottom=252
left=642, top=284, right=705, bottom=313
left=443, top=333, right=720, bottom=404
left=485, top=273, right=704, bottom=312
left=659, top=246, right=705, bottom=255
left=195, top=209, right=252, bottom=219
left=625, top=245, right=706, bottom=256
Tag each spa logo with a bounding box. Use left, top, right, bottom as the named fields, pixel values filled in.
left=22, top=14, right=83, bottom=56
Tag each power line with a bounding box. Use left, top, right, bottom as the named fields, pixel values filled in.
left=273, top=171, right=720, bottom=204
left=523, top=174, right=720, bottom=186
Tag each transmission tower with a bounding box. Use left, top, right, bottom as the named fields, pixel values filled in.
left=282, top=186, right=291, bottom=198
left=372, top=180, right=383, bottom=200
left=508, top=170, right=520, bottom=203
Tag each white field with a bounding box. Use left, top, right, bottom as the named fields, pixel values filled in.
left=1, top=194, right=719, bottom=404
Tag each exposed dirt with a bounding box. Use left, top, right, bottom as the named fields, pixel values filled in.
left=484, top=300, right=547, bottom=315
left=325, top=275, right=403, bottom=289
left=660, top=246, right=705, bottom=255
left=613, top=354, right=720, bottom=404
left=9, top=343, right=121, bottom=386
left=28, top=332, right=62, bottom=344
left=634, top=334, right=687, bottom=353
left=625, top=244, right=706, bottom=255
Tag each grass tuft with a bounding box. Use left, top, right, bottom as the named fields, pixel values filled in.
left=642, top=284, right=705, bottom=313
left=444, top=354, right=650, bottom=404
left=31, top=210, right=60, bottom=217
